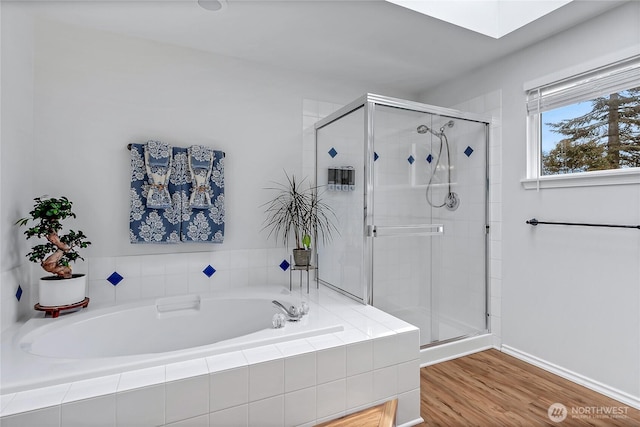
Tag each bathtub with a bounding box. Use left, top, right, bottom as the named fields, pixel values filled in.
left=2, top=290, right=342, bottom=393
left=1, top=286, right=423, bottom=426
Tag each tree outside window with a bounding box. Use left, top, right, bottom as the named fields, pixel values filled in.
left=541, top=87, right=640, bottom=175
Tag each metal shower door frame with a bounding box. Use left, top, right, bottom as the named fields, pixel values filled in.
left=315, top=94, right=491, bottom=333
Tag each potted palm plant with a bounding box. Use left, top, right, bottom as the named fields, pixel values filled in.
left=17, top=196, right=91, bottom=307
left=263, top=173, right=337, bottom=266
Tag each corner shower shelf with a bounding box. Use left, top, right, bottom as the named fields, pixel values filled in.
left=34, top=297, right=90, bottom=318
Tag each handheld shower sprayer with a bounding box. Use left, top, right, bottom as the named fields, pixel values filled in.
left=416, top=119, right=459, bottom=211
left=416, top=120, right=454, bottom=136
left=416, top=124, right=430, bottom=134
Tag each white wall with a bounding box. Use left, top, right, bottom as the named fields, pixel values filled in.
left=420, top=2, right=640, bottom=405
left=32, top=18, right=410, bottom=257
left=1, top=14, right=413, bottom=329
left=0, top=3, right=36, bottom=329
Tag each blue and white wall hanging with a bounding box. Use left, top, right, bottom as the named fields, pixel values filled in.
left=129, top=142, right=225, bottom=244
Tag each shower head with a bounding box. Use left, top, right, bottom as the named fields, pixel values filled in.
left=417, top=124, right=439, bottom=136
left=418, top=120, right=454, bottom=136
left=439, top=120, right=454, bottom=133
left=416, top=124, right=429, bottom=134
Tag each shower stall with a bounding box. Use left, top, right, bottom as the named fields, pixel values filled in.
left=315, top=94, right=490, bottom=350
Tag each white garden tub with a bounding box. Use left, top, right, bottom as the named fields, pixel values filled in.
left=1, top=286, right=423, bottom=427
left=1, top=290, right=343, bottom=394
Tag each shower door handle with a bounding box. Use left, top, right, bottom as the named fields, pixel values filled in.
left=367, top=224, right=444, bottom=237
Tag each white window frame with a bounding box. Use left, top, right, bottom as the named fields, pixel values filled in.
left=522, top=50, right=640, bottom=190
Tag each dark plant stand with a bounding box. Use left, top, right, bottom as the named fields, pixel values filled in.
left=289, top=254, right=318, bottom=293
left=34, top=297, right=90, bottom=318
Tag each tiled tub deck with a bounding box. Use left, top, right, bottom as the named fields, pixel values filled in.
left=0, top=285, right=421, bottom=427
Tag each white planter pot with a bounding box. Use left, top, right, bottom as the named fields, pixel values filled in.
left=38, top=274, right=87, bottom=307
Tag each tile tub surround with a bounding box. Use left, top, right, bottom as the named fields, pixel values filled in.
left=0, top=285, right=422, bottom=427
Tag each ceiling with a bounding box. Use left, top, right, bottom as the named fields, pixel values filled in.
left=26, top=0, right=625, bottom=94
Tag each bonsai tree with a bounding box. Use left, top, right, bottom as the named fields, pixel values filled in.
left=262, top=172, right=337, bottom=252
left=17, top=196, right=91, bottom=279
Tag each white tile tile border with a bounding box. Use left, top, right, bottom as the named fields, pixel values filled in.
left=242, top=344, right=283, bottom=365
left=88, top=257, right=116, bottom=283
left=275, top=338, right=315, bottom=357
left=115, top=385, right=165, bottom=427
left=248, top=360, right=284, bottom=401
left=165, top=358, right=209, bottom=383
left=209, top=404, right=248, bottom=427
left=346, top=341, right=373, bottom=377
left=284, top=353, right=317, bottom=393
left=373, top=334, right=398, bottom=369
left=165, top=376, right=209, bottom=424
left=61, top=394, right=116, bottom=427
left=0, top=393, right=16, bottom=413
left=248, top=395, right=284, bottom=427
left=397, top=359, right=420, bottom=394
left=206, top=351, right=248, bottom=372
left=62, top=374, right=120, bottom=404
left=114, top=256, right=142, bottom=279
left=284, top=386, right=317, bottom=427
left=1, top=383, right=70, bottom=417
left=117, top=366, right=166, bottom=392
left=316, top=379, right=346, bottom=420
left=373, top=365, right=398, bottom=402
left=210, top=367, right=249, bottom=412
left=316, top=346, right=346, bottom=385
left=345, top=371, right=373, bottom=410
left=166, top=413, right=209, bottom=427
left=1, top=405, right=61, bottom=427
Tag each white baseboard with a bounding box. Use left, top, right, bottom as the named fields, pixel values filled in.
left=398, top=417, right=425, bottom=427
left=420, top=334, right=493, bottom=367
left=501, top=345, right=640, bottom=410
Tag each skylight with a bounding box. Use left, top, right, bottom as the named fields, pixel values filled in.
left=386, top=0, right=574, bottom=39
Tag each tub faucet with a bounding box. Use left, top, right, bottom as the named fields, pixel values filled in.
left=272, top=300, right=303, bottom=321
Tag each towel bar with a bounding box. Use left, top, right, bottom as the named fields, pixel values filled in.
left=526, top=218, right=640, bottom=230
left=127, top=143, right=225, bottom=157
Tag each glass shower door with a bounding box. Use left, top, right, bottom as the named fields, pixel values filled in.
left=369, top=105, right=443, bottom=346
left=369, top=104, right=487, bottom=347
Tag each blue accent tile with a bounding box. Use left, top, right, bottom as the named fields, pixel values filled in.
left=279, top=259, right=290, bottom=271
left=15, top=285, right=23, bottom=302
left=407, top=155, right=415, bottom=165
left=464, top=146, right=474, bottom=157
left=328, top=147, right=338, bottom=158
left=107, top=272, right=124, bottom=286
left=374, top=152, right=379, bottom=162
left=426, top=154, right=433, bottom=163
left=203, top=265, right=216, bottom=277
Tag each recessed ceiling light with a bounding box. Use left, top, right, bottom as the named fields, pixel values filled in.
left=198, top=0, right=227, bottom=12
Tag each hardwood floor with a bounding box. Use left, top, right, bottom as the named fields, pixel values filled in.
left=419, top=349, right=640, bottom=426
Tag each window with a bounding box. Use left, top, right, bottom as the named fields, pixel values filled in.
left=525, top=56, right=640, bottom=187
